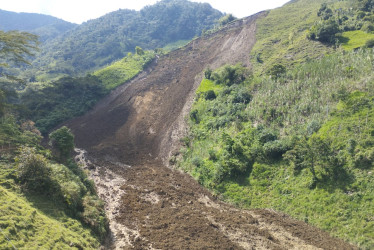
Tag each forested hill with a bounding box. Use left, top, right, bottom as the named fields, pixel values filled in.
left=0, top=9, right=77, bottom=42
left=30, top=0, right=223, bottom=81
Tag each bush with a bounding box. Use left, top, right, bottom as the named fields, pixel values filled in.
left=361, top=22, right=374, bottom=32
left=82, top=195, right=109, bottom=241
left=219, top=14, right=236, bottom=26
left=308, top=20, right=340, bottom=44
left=191, top=156, right=203, bottom=167
left=232, top=89, right=251, bottom=104
left=204, top=68, right=212, bottom=79
left=135, top=46, right=145, bottom=55
left=212, top=64, right=247, bottom=86
left=49, top=126, right=75, bottom=161
left=205, top=90, right=216, bottom=100
left=263, top=140, right=290, bottom=160
left=268, top=64, right=286, bottom=79
left=17, top=147, right=53, bottom=192
left=190, top=109, right=199, bottom=124
left=365, top=38, right=374, bottom=48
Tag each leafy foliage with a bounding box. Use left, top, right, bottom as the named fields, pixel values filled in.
left=49, top=126, right=74, bottom=161
left=308, top=19, right=340, bottom=44
left=0, top=32, right=38, bottom=82
left=16, top=147, right=52, bottom=192
left=219, top=14, right=237, bottom=26
left=21, top=75, right=106, bottom=134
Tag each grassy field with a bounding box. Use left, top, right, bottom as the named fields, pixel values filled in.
left=94, top=51, right=155, bottom=90
left=250, top=0, right=350, bottom=74
left=340, top=30, right=374, bottom=50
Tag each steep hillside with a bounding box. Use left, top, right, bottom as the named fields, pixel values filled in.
left=177, top=0, right=374, bottom=248
left=0, top=118, right=108, bottom=249
left=65, top=13, right=355, bottom=249
left=29, top=0, right=223, bottom=81
left=0, top=9, right=76, bottom=42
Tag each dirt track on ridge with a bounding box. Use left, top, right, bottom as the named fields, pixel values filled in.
left=68, top=13, right=356, bottom=249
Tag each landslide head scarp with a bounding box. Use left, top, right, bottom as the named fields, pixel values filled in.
left=67, top=13, right=265, bottom=165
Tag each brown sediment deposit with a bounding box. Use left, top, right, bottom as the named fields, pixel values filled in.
left=68, top=13, right=356, bottom=249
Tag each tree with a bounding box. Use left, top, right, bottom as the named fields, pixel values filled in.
left=219, top=14, right=237, bottom=26
left=284, top=135, right=340, bottom=187
left=49, top=126, right=75, bottom=161
left=0, top=31, right=38, bottom=117
left=135, top=46, right=145, bottom=55
left=0, top=30, right=39, bottom=80
left=308, top=20, right=340, bottom=44
left=316, top=20, right=340, bottom=44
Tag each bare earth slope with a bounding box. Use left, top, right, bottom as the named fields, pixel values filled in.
left=68, top=13, right=356, bottom=249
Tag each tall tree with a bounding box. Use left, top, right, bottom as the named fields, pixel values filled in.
left=0, top=30, right=39, bottom=80
left=0, top=30, right=38, bottom=116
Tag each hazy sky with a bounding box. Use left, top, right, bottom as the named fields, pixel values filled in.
left=0, top=0, right=290, bottom=24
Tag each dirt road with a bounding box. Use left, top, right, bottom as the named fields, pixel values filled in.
left=69, top=13, right=356, bottom=249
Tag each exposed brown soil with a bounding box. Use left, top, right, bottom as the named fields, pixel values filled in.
left=68, top=13, right=356, bottom=249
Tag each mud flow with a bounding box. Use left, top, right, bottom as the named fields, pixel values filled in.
left=69, top=13, right=356, bottom=249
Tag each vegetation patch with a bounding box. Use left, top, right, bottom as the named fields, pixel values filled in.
left=178, top=49, right=374, bottom=248
left=0, top=118, right=108, bottom=248
left=340, top=30, right=374, bottom=50
left=94, top=49, right=155, bottom=90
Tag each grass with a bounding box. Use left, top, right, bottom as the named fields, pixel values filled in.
left=340, top=30, right=374, bottom=50
left=0, top=185, right=99, bottom=249
left=94, top=51, right=155, bottom=90
left=250, top=0, right=350, bottom=75
left=196, top=79, right=223, bottom=94
left=0, top=163, right=100, bottom=249
left=162, top=39, right=192, bottom=52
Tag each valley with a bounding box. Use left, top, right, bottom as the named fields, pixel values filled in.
left=66, top=13, right=355, bottom=249
left=1, top=0, right=373, bottom=249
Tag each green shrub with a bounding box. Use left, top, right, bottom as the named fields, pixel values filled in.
left=16, top=147, right=53, bottom=192
left=204, top=68, right=212, bottom=79
left=211, top=64, right=248, bottom=86
left=365, top=38, right=374, bottom=48
left=82, top=195, right=109, bottom=241
left=219, top=14, right=236, bottom=26
left=190, top=109, right=199, bottom=124
left=204, top=90, right=216, bottom=100
left=49, top=126, right=74, bottom=161
left=263, top=139, right=290, bottom=160
left=135, top=46, right=145, bottom=55
left=268, top=64, right=286, bottom=79
left=309, top=20, right=340, bottom=44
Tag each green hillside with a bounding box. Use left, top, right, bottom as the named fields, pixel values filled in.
left=178, top=0, right=374, bottom=248
left=29, top=0, right=223, bottom=81
left=20, top=48, right=155, bottom=135
left=0, top=186, right=100, bottom=249
left=94, top=49, right=155, bottom=90
left=0, top=117, right=108, bottom=249
left=0, top=9, right=76, bottom=42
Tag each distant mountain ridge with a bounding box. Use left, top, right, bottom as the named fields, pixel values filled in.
left=0, top=9, right=77, bottom=41
left=28, top=0, right=223, bottom=80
